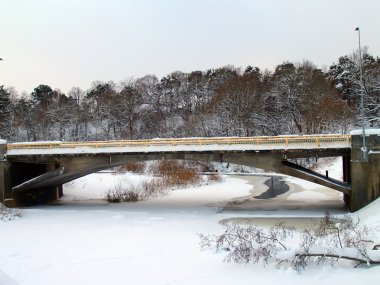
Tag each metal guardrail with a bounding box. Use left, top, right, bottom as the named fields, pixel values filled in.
left=7, top=135, right=351, bottom=151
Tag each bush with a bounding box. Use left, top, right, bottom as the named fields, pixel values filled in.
left=123, top=190, right=139, bottom=202
left=139, top=180, right=168, bottom=200
left=107, top=160, right=224, bottom=203
left=106, top=187, right=140, bottom=203
left=151, top=160, right=201, bottom=188
left=0, top=203, right=22, bottom=221
left=117, top=162, right=145, bottom=174
left=106, top=177, right=167, bottom=203
left=208, top=173, right=223, bottom=183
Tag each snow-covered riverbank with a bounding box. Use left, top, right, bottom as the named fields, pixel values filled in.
left=0, top=173, right=379, bottom=285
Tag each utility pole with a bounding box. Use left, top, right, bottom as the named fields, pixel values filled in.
left=355, top=27, right=367, bottom=161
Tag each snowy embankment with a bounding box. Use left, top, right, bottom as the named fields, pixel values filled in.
left=0, top=158, right=379, bottom=285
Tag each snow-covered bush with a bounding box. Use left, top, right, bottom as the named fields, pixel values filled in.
left=199, top=213, right=380, bottom=270
left=0, top=203, right=22, bottom=221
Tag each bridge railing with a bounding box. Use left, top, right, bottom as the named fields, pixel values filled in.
left=7, top=134, right=351, bottom=151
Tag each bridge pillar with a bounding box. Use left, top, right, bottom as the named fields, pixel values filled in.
left=46, top=163, right=63, bottom=199
left=342, top=155, right=351, bottom=207
left=0, top=141, right=13, bottom=206
left=350, top=132, right=380, bottom=211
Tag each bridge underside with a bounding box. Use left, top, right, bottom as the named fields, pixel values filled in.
left=5, top=148, right=351, bottom=206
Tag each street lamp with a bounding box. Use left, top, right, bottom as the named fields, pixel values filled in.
left=355, top=27, right=367, bottom=161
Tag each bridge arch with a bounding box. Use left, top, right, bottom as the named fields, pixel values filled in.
left=8, top=150, right=351, bottom=206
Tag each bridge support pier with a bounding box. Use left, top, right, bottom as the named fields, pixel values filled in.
left=342, top=155, right=352, bottom=208
left=350, top=133, right=380, bottom=212
left=0, top=141, right=13, bottom=206
left=46, top=164, right=63, bottom=199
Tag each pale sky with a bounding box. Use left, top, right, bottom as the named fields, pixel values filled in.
left=1, top=0, right=379, bottom=95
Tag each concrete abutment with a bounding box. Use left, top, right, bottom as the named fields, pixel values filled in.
left=350, top=133, right=380, bottom=211
left=1, top=140, right=62, bottom=206
left=0, top=141, right=13, bottom=206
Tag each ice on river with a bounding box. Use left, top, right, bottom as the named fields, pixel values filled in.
left=0, top=170, right=379, bottom=285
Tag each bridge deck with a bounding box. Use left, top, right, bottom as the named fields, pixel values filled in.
left=6, top=135, right=351, bottom=156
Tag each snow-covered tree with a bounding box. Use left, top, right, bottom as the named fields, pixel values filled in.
left=210, top=69, right=267, bottom=136
left=329, top=49, right=380, bottom=127
left=114, top=84, right=143, bottom=140
left=272, top=61, right=352, bottom=134
left=0, top=86, right=12, bottom=139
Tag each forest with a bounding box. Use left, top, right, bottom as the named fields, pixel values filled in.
left=0, top=49, right=379, bottom=142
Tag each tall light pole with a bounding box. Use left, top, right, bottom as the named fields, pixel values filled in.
left=355, top=27, right=367, bottom=161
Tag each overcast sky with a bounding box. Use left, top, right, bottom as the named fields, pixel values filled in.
left=1, top=0, right=379, bottom=95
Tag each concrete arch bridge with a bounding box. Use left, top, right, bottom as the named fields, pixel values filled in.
left=1, top=132, right=379, bottom=211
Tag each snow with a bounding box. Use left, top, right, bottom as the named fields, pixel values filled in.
left=9, top=141, right=62, bottom=145
left=355, top=195, right=380, bottom=225
left=0, top=271, right=18, bottom=285
left=62, top=172, right=154, bottom=201
left=311, top=157, right=343, bottom=180
left=287, top=190, right=330, bottom=202
left=0, top=170, right=379, bottom=285
left=0, top=139, right=6, bottom=144
left=350, top=128, right=380, bottom=135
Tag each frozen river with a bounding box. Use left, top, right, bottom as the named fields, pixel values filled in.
left=223, top=174, right=346, bottom=214
left=0, top=173, right=357, bottom=285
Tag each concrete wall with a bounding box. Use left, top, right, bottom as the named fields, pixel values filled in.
left=1, top=141, right=16, bottom=207
left=368, top=152, right=380, bottom=203
left=0, top=141, right=10, bottom=202
left=350, top=133, right=380, bottom=211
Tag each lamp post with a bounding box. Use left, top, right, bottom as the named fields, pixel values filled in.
left=355, top=27, right=367, bottom=161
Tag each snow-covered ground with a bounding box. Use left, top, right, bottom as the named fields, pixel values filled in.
left=311, top=157, right=343, bottom=180
left=0, top=158, right=379, bottom=285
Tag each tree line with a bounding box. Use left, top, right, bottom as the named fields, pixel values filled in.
left=0, top=49, right=379, bottom=142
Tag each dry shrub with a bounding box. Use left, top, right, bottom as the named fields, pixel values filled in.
left=117, top=162, right=145, bottom=174
left=199, top=213, right=380, bottom=270
left=0, top=203, right=22, bottom=221
left=152, top=160, right=201, bottom=188
left=106, top=177, right=139, bottom=203
left=106, top=177, right=167, bottom=203
left=107, top=160, right=214, bottom=203
left=105, top=189, right=123, bottom=203
left=123, top=191, right=139, bottom=202
left=106, top=185, right=140, bottom=203
left=139, top=180, right=168, bottom=200
left=208, top=173, right=223, bottom=183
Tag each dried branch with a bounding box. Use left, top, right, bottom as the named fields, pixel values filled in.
left=199, top=213, right=380, bottom=270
